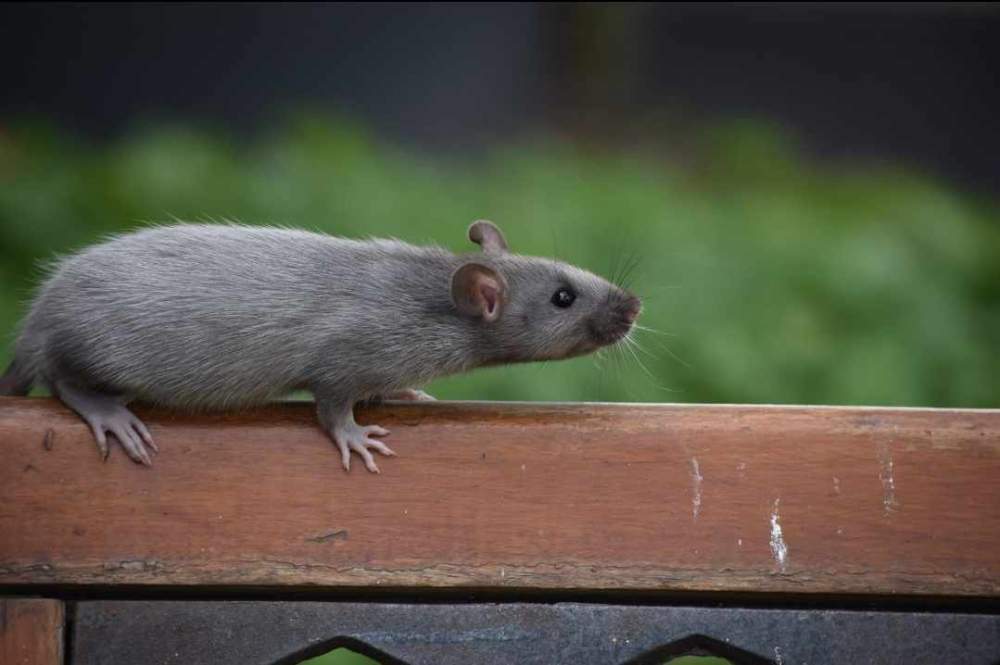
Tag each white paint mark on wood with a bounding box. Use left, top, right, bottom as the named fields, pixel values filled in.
left=769, top=498, right=788, bottom=572
left=877, top=440, right=899, bottom=516
left=690, top=457, right=704, bottom=521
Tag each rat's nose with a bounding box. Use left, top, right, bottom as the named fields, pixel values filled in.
left=622, top=296, right=642, bottom=324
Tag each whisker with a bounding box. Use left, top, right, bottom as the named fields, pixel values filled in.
left=623, top=332, right=685, bottom=394
left=593, top=347, right=608, bottom=371
left=607, top=241, right=626, bottom=286
left=617, top=250, right=642, bottom=291
left=611, top=340, right=628, bottom=369
left=647, top=337, right=692, bottom=369
left=619, top=334, right=668, bottom=389
left=633, top=323, right=678, bottom=338
left=628, top=323, right=692, bottom=369
left=627, top=336, right=659, bottom=360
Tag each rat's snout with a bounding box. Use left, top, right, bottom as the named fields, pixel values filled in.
left=587, top=293, right=642, bottom=348
left=621, top=295, right=642, bottom=325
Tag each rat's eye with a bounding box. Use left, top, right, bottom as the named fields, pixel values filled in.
left=551, top=287, right=576, bottom=308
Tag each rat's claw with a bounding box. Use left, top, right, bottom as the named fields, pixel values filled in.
left=350, top=441, right=380, bottom=473
left=338, top=442, right=352, bottom=471
left=131, top=417, right=157, bottom=453
left=114, top=425, right=151, bottom=466
left=88, top=421, right=110, bottom=461
left=365, top=438, right=395, bottom=456
left=364, top=425, right=390, bottom=437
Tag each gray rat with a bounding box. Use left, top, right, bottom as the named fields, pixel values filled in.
left=1, top=220, right=641, bottom=473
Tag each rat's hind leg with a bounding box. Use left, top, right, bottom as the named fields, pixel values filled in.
left=316, top=396, right=394, bottom=474
left=53, top=379, right=157, bottom=466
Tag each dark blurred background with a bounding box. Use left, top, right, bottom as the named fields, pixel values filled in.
left=1, top=3, right=998, bottom=411
left=4, top=3, right=999, bottom=190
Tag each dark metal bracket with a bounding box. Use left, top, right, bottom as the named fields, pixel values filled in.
left=72, top=600, right=1000, bottom=665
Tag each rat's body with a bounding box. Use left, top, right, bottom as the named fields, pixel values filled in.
left=1, top=221, right=640, bottom=472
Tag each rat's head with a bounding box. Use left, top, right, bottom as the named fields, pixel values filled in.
left=450, top=220, right=641, bottom=363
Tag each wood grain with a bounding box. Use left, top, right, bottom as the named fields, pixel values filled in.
left=0, top=598, right=64, bottom=665
left=1, top=397, right=998, bottom=597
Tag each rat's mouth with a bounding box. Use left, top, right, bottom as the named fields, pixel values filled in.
left=588, top=319, right=635, bottom=348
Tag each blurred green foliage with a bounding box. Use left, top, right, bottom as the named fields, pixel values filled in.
left=1, top=116, right=997, bottom=407
left=299, top=647, right=379, bottom=665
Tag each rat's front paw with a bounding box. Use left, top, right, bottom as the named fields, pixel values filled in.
left=330, top=421, right=395, bottom=473
left=384, top=389, right=436, bottom=401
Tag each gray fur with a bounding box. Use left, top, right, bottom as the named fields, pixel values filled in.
left=0, top=356, right=32, bottom=395
left=2, top=222, right=639, bottom=467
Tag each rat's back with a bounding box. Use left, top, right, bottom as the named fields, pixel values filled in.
left=12, top=224, right=430, bottom=409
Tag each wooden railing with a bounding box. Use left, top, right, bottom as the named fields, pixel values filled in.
left=2, top=397, right=999, bottom=664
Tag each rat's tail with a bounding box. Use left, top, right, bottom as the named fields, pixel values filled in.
left=0, top=356, right=33, bottom=396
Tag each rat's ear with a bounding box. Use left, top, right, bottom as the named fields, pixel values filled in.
left=450, top=262, right=507, bottom=322
left=468, top=220, right=509, bottom=254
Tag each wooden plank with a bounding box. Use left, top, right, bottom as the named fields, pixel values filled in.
left=0, top=397, right=998, bottom=597
left=0, top=598, right=64, bottom=665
